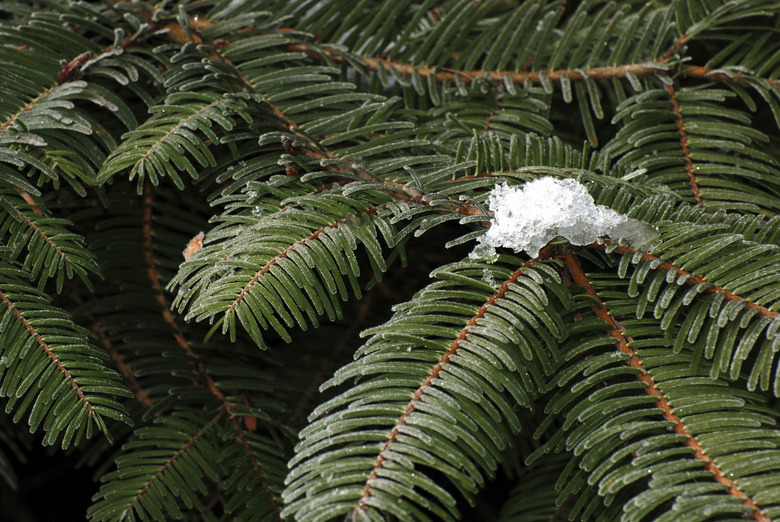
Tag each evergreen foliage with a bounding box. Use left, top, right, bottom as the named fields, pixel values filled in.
left=0, top=0, right=779, bottom=520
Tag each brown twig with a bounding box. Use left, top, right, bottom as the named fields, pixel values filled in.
left=287, top=41, right=780, bottom=93
left=482, top=93, right=501, bottom=135
left=142, top=183, right=200, bottom=361
left=286, top=43, right=670, bottom=85
left=664, top=82, right=702, bottom=205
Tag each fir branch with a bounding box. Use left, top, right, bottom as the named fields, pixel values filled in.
left=156, top=18, right=427, bottom=200
left=141, top=184, right=239, bottom=409
left=352, top=246, right=555, bottom=516
left=124, top=409, right=224, bottom=518
left=286, top=42, right=780, bottom=96
left=599, top=241, right=779, bottom=319
left=210, top=180, right=443, bottom=334
left=563, top=250, right=767, bottom=521
left=227, top=204, right=382, bottom=318
left=0, top=289, right=94, bottom=413
left=9, top=205, right=90, bottom=286
left=142, top=184, right=256, bottom=414
left=6, top=2, right=780, bottom=519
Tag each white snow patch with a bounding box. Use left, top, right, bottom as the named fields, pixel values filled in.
left=471, top=177, right=657, bottom=259
left=481, top=268, right=499, bottom=289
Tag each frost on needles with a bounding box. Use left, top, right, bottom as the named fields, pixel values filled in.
left=471, top=177, right=657, bottom=259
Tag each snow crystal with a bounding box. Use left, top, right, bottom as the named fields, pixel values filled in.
left=471, top=177, right=657, bottom=259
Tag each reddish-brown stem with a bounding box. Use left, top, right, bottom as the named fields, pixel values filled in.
left=287, top=43, right=669, bottom=84
left=99, top=327, right=157, bottom=409
left=664, top=82, right=702, bottom=205
left=661, top=33, right=690, bottom=61
left=142, top=184, right=228, bottom=402
left=288, top=41, right=780, bottom=92
left=352, top=246, right=555, bottom=514
left=563, top=251, right=768, bottom=521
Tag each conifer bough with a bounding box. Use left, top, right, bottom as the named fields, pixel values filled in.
left=0, top=1, right=779, bottom=521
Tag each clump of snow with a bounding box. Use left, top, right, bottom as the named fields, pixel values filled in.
left=471, top=177, right=657, bottom=259
left=481, top=268, right=500, bottom=289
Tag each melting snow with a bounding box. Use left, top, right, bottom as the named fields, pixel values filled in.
left=471, top=177, right=657, bottom=259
